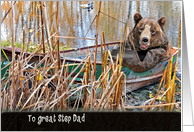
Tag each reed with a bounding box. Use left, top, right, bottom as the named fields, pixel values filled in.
left=123, top=1, right=140, bottom=62
left=56, top=1, right=60, bottom=70
left=1, top=42, right=127, bottom=111
left=39, top=1, right=46, bottom=55
left=93, top=1, right=102, bottom=82
left=125, top=102, right=181, bottom=109
left=1, top=48, right=10, bottom=62
left=1, top=1, right=17, bottom=24
left=167, top=20, right=181, bottom=110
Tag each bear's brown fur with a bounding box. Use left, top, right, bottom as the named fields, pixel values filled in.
left=111, top=13, right=170, bottom=72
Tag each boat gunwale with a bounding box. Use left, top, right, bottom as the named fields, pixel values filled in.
left=60, top=41, right=178, bottom=65
left=62, top=43, right=178, bottom=84
left=125, top=47, right=178, bottom=83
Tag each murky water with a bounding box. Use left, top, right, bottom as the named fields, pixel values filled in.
left=1, top=1, right=182, bottom=48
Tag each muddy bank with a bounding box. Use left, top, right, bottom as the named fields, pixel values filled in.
left=123, top=72, right=181, bottom=112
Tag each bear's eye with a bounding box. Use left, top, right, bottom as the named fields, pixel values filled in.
left=139, top=27, right=144, bottom=32
left=151, top=29, right=156, bottom=34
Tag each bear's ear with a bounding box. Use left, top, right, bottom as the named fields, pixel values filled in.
left=158, top=17, right=166, bottom=30
left=134, top=13, right=142, bottom=24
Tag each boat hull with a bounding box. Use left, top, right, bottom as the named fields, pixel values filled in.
left=59, top=42, right=178, bottom=92
left=1, top=42, right=178, bottom=92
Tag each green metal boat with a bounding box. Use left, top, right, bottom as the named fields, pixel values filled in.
left=1, top=41, right=178, bottom=93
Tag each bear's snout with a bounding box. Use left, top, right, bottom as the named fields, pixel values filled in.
left=140, top=36, right=150, bottom=50
left=142, top=37, right=149, bottom=44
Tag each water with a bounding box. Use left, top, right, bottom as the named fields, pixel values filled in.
left=1, top=1, right=182, bottom=48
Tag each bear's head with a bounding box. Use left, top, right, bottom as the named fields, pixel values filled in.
left=130, top=13, right=168, bottom=50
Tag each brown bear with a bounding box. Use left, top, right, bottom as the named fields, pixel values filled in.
left=111, top=13, right=170, bottom=72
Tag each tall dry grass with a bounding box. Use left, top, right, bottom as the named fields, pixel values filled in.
left=1, top=1, right=126, bottom=112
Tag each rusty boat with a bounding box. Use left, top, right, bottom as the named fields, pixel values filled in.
left=1, top=41, right=178, bottom=93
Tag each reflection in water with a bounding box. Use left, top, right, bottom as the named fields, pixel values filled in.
left=1, top=1, right=181, bottom=48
